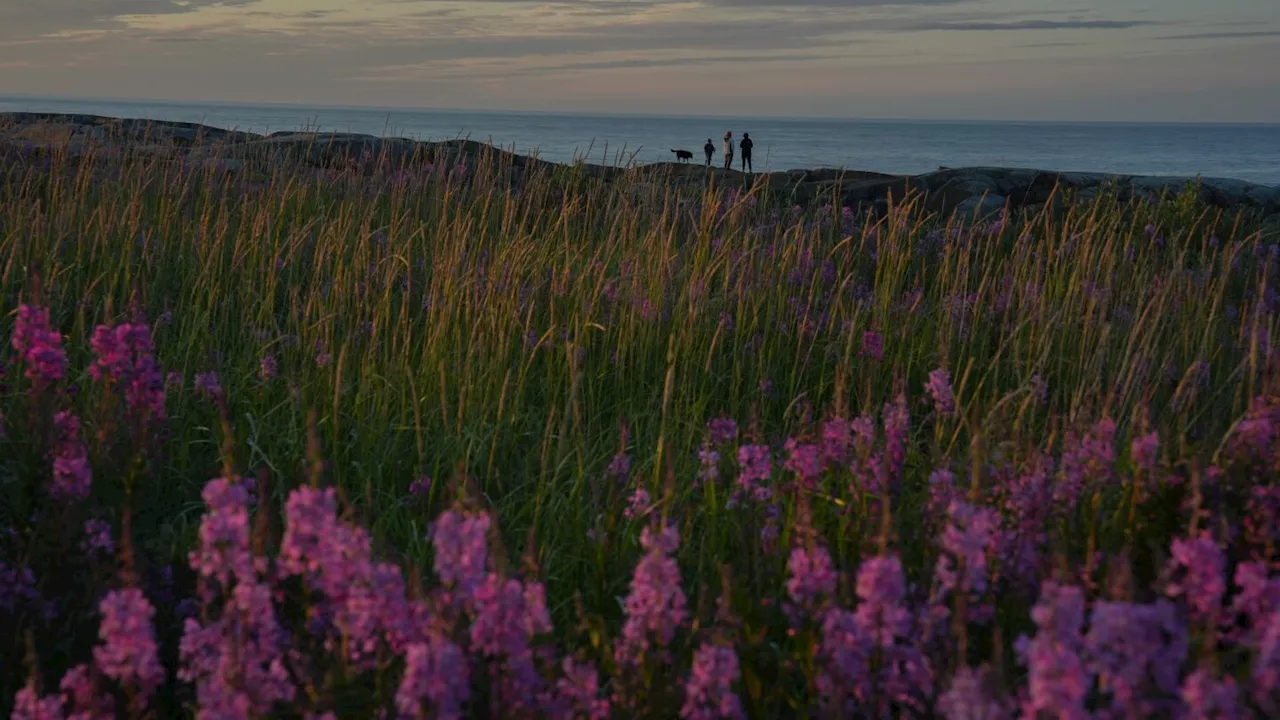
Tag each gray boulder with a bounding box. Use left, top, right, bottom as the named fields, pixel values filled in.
left=956, top=193, right=1006, bottom=218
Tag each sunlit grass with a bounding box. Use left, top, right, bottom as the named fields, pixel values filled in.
left=2, top=135, right=1278, bottom=716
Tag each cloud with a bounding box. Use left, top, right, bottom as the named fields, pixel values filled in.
left=908, top=19, right=1154, bottom=31
left=1012, top=41, right=1086, bottom=48
left=318, top=11, right=880, bottom=75
left=688, top=0, right=972, bottom=5
left=515, top=52, right=833, bottom=73
left=0, top=0, right=258, bottom=39
left=1156, top=30, right=1280, bottom=40
left=419, top=0, right=969, bottom=6
left=353, top=50, right=846, bottom=81
left=140, top=35, right=214, bottom=43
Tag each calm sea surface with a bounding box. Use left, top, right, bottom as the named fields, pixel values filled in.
left=3, top=95, right=1279, bottom=185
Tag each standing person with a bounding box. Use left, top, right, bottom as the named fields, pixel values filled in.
left=703, top=138, right=715, bottom=167
left=739, top=132, right=754, bottom=173
left=722, top=131, right=734, bottom=171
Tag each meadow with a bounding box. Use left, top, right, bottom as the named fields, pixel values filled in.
left=1, top=137, right=1278, bottom=719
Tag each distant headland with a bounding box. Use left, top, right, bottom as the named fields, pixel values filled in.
left=3, top=111, right=1278, bottom=222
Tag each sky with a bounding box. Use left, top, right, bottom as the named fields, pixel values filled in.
left=1, top=0, right=1278, bottom=122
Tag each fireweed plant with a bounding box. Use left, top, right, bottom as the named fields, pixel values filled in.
left=1, top=135, right=1279, bottom=718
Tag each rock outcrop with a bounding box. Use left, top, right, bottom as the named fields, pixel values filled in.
left=3, top=112, right=1278, bottom=221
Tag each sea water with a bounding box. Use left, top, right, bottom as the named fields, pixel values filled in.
left=3, top=95, right=1278, bottom=185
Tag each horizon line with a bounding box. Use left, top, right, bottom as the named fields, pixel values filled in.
left=3, top=92, right=1279, bottom=129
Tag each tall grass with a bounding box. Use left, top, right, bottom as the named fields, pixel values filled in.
left=2, top=136, right=1278, bottom=717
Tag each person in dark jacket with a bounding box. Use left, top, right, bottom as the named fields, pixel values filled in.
left=739, top=133, right=754, bottom=173
left=703, top=138, right=715, bottom=167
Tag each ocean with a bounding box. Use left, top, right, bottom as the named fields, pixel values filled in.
left=3, top=95, right=1279, bottom=185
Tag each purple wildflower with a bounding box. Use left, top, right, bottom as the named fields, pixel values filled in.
left=194, top=372, right=223, bottom=400
left=925, top=367, right=957, bottom=415
left=697, top=445, right=721, bottom=485
left=821, top=418, right=854, bottom=466
left=760, top=505, right=781, bottom=555
left=178, top=582, right=295, bottom=716
left=1083, top=600, right=1187, bottom=715
left=786, top=544, right=838, bottom=613
left=927, top=469, right=957, bottom=521
left=277, top=485, right=343, bottom=578
left=861, top=331, right=884, bottom=362
left=616, top=524, right=687, bottom=669
left=189, top=477, right=254, bottom=587
left=707, top=417, right=738, bottom=446
left=428, top=509, right=492, bottom=605
left=783, top=438, right=823, bottom=488
left=0, top=562, right=40, bottom=614
left=89, top=323, right=166, bottom=422
left=850, top=415, right=876, bottom=456
left=1253, top=610, right=1280, bottom=706
left=50, top=411, right=92, bottom=501
left=278, top=485, right=414, bottom=663
left=11, top=304, right=68, bottom=389
left=470, top=574, right=553, bottom=653
left=258, top=354, right=277, bottom=382
left=1225, top=561, right=1280, bottom=649
left=816, top=607, right=871, bottom=711
left=995, top=456, right=1054, bottom=593
left=93, top=588, right=165, bottom=700
left=469, top=574, right=553, bottom=711
left=818, top=554, right=931, bottom=714
left=1055, top=418, right=1117, bottom=510
left=938, top=665, right=1011, bottom=720
left=935, top=500, right=1001, bottom=623
left=735, top=444, right=773, bottom=504
left=1131, top=431, right=1159, bottom=472
left=546, top=658, right=610, bottom=720
left=1180, top=670, right=1243, bottom=719
left=11, top=684, right=65, bottom=720
left=81, top=519, right=114, bottom=557
left=606, top=452, right=632, bottom=483
left=1230, top=396, right=1280, bottom=460
left=873, top=395, right=910, bottom=494
left=1242, top=487, right=1280, bottom=561
left=397, top=634, right=471, bottom=720
left=680, top=643, right=745, bottom=720
left=408, top=476, right=432, bottom=498
left=60, top=663, right=115, bottom=718
left=1165, top=535, right=1227, bottom=625
left=1016, top=582, right=1091, bottom=720
left=625, top=488, right=652, bottom=519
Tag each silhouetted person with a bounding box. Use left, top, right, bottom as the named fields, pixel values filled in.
left=723, top=131, right=734, bottom=171
left=739, top=133, right=754, bottom=173
left=703, top=138, right=715, bottom=167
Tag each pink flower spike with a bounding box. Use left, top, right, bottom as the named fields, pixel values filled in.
left=93, top=588, right=165, bottom=700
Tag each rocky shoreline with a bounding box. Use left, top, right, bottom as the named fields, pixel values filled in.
left=3, top=111, right=1279, bottom=221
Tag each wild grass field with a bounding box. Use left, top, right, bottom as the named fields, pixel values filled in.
left=1, top=138, right=1279, bottom=719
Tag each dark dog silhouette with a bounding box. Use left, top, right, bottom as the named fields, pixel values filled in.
left=671, top=149, right=693, bottom=163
